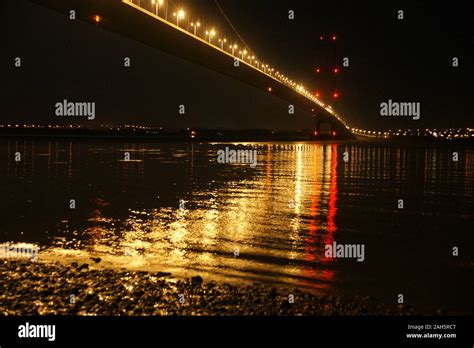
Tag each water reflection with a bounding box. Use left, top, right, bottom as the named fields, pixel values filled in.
left=1, top=138, right=473, bottom=311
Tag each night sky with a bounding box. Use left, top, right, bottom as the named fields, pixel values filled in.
left=3, top=0, right=473, bottom=130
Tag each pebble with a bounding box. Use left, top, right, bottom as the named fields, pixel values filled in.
left=0, top=260, right=418, bottom=316
left=191, top=276, right=203, bottom=286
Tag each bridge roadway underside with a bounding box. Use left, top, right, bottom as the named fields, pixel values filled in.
left=29, top=0, right=353, bottom=138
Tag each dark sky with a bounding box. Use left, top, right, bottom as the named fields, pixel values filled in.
left=2, top=0, right=473, bottom=130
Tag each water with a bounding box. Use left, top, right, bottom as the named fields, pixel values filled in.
left=1, top=138, right=473, bottom=314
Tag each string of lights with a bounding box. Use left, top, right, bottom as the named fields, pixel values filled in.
left=124, top=0, right=349, bottom=128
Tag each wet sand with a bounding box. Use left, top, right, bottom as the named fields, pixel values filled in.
left=1, top=260, right=417, bottom=316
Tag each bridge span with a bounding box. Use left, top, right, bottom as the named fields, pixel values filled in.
left=29, top=0, right=355, bottom=139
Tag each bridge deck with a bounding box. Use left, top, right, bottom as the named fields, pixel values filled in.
left=29, top=0, right=353, bottom=138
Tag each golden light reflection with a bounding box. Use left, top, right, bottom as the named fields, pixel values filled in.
left=38, top=143, right=343, bottom=290
left=19, top=142, right=471, bottom=296
left=326, top=145, right=338, bottom=244
left=265, top=144, right=271, bottom=192
left=294, top=146, right=303, bottom=216
left=302, top=146, right=322, bottom=283
left=5, top=139, right=473, bottom=291
left=300, top=145, right=338, bottom=289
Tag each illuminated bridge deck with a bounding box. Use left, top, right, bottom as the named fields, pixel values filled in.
left=29, top=0, right=355, bottom=138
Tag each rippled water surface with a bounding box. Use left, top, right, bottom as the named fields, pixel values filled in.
left=1, top=138, right=472, bottom=314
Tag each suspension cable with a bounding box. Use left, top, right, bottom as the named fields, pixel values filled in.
left=214, top=0, right=253, bottom=54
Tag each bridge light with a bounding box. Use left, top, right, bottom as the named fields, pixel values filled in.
left=174, top=9, right=185, bottom=26
left=206, top=29, right=216, bottom=44
left=190, top=21, right=199, bottom=35
left=315, top=91, right=321, bottom=98
left=333, top=91, right=340, bottom=99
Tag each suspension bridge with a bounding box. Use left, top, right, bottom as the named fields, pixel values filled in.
left=29, top=0, right=356, bottom=139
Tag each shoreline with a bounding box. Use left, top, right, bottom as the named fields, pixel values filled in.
left=1, top=260, right=418, bottom=316
left=1, top=128, right=473, bottom=144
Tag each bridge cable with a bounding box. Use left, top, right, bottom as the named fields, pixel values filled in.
left=213, top=0, right=253, bottom=55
